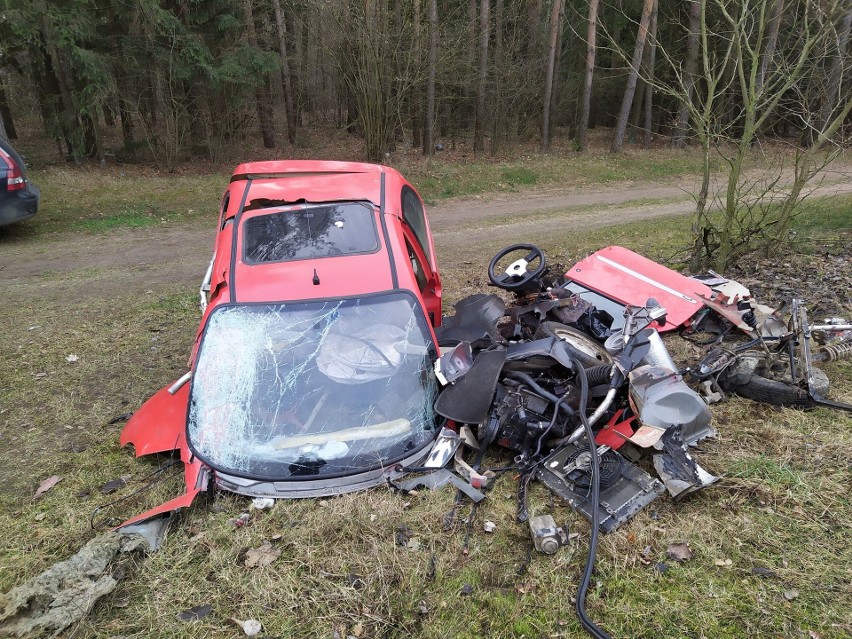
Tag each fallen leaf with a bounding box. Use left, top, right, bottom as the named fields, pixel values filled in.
left=34, top=475, right=62, bottom=499
left=176, top=603, right=212, bottom=622
left=783, top=589, right=799, bottom=601
left=395, top=526, right=413, bottom=546
left=417, top=601, right=429, bottom=615
left=406, top=538, right=422, bottom=551
left=66, top=354, right=79, bottom=363
left=654, top=562, right=669, bottom=574
left=809, top=631, right=821, bottom=639
left=99, top=477, right=128, bottom=494
left=34, top=512, right=46, bottom=521
left=751, top=567, right=777, bottom=578
left=666, top=542, right=693, bottom=562
left=351, top=622, right=364, bottom=637
left=714, top=558, right=733, bottom=567
left=459, top=584, right=473, bottom=596
left=483, top=520, right=497, bottom=533
left=231, top=618, right=262, bottom=636
left=244, top=541, right=281, bottom=568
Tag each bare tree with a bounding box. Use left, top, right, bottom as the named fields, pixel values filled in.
left=541, top=0, right=564, bottom=152
left=642, top=0, right=658, bottom=147
left=673, top=0, right=701, bottom=147
left=610, top=0, right=655, bottom=153
left=756, top=0, right=784, bottom=94
left=650, top=0, right=850, bottom=269
left=243, top=0, right=275, bottom=149
left=272, top=0, right=298, bottom=145
left=423, top=0, right=438, bottom=156
left=474, top=0, right=491, bottom=154
left=578, top=0, right=600, bottom=150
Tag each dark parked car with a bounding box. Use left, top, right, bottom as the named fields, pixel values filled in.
left=0, top=138, right=39, bottom=227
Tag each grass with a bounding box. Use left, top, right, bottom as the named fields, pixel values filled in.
left=1, top=153, right=851, bottom=638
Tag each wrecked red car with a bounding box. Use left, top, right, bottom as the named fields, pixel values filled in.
left=120, top=161, right=443, bottom=526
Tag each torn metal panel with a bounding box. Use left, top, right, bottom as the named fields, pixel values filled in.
left=628, top=365, right=715, bottom=448
left=396, top=469, right=486, bottom=502
left=566, top=246, right=712, bottom=332
left=119, top=382, right=189, bottom=457
left=652, top=427, right=717, bottom=499
left=423, top=427, right=462, bottom=468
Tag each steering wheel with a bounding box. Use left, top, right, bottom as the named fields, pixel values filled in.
left=487, top=244, right=547, bottom=292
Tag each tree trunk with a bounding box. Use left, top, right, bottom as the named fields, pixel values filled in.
left=393, top=0, right=404, bottom=144
left=491, top=0, right=504, bottom=151
left=756, top=0, right=784, bottom=95
left=412, top=0, right=422, bottom=148
left=818, top=9, right=852, bottom=130
left=673, top=0, right=700, bottom=147
left=272, top=0, right=298, bottom=144
left=423, top=0, right=437, bottom=155
left=578, top=0, right=600, bottom=150
left=610, top=0, right=655, bottom=153
left=0, top=108, right=7, bottom=143
left=243, top=0, right=275, bottom=148
left=527, top=0, right=543, bottom=64
left=541, top=0, right=564, bottom=152
left=642, top=0, right=658, bottom=147
left=0, top=80, right=16, bottom=140
left=286, top=5, right=304, bottom=128
left=474, top=0, right=491, bottom=154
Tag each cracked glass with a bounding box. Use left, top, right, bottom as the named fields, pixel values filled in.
left=243, top=202, right=378, bottom=264
left=187, top=293, right=439, bottom=479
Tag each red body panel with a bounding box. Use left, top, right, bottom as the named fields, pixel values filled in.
left=119, top=160, right=443, bottom=526
left=120, top=382, right=189, bottom=456
left=567, top=246, right=712, bottom=332
left=117, top=450, right=205, bottom=528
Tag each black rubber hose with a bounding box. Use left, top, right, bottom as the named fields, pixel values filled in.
left=585, top=365, right=612, bottom=386
left=572, top=363, right=613, bottom=639
left=532, top=391, right=571, bottom=458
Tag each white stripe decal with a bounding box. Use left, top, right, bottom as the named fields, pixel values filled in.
left=596, top=255, right=699, bottom=304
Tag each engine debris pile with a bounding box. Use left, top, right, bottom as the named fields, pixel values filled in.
left=425, top=245, right=851, bottom=537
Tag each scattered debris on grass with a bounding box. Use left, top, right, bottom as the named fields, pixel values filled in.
left=33, top=475, right=62, bottom=500
left=243, top=541, right=281, bottom=568
left=0, top=533, right=148, bottom=637
left=175, top=603, right=212, bottom=622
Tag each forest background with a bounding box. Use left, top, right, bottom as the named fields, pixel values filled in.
left=2, top=0, right=852, bottom=265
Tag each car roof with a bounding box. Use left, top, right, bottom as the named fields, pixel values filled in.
left=220, top=161, right=416, bottom=305
left=230, top=160, right=394, bottom=207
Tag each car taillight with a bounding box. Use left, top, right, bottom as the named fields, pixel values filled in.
left=0, top=147, right=25, bottom=191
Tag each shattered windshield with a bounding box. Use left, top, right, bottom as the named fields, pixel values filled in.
left=187, top=293, right=439, bottom=479
left=243, top=202, right=379, bottom=264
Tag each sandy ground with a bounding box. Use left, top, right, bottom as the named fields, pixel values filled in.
left=3, top=171, right=851, bottom=306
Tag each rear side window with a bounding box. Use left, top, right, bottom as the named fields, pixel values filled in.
left=401, top=186, right=431, bottom=264
left=243, top=203, right=379, bottom=264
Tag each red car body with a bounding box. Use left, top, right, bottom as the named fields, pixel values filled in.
left=119, top=161, right=443, bottom=527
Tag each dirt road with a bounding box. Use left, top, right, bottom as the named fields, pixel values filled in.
left=2, top=173, right=851, bottom=304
